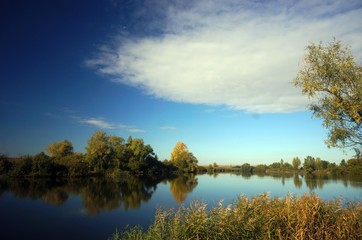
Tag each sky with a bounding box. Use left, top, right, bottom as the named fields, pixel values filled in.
left=1, top=0, right=361, bottom=165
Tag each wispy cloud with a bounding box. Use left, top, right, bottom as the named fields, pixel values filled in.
left=160, top=125, right=177, bottom=131
left=74, top=116, right=145, bottom=133
left=87, top=0, right=362, bottom=113
left=128, top=128, right=146, bottom=133
left=80, top=117, right=115, bottom=129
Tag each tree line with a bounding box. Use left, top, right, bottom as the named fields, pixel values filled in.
left=0, top=131, right=199, bottom=178
left=205, top=155, right=362, bottom=175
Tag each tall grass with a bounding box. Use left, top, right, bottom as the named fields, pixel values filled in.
left=110, top=193, right=362, bottom=240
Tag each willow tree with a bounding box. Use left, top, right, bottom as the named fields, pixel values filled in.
left=294, top=41, right=362, bottom=153
left=170, top=142, right=198, bottom=173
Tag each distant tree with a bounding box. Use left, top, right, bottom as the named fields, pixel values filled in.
left=46, top=140, right=73, bottom=158
left=241, top=163, right=252, bottom=173
left=213, top=162, right=218, bottom=168
left=207, top=164, right=213, bottom=173
left=292, top=157, right=301, bottom=170
left=303, top=156, right=316, bottom=172
left=321, top=160, right=330, bottom=169
left=126, top=138, right=156, bottom=172
left=340, top=159, right=347, bottom=167
left=9, top=156, right=32, bottom=177
left=109, top=136, right=126, bottom=168
left=253, top=164, right=267, bottom=174
left=269, top=162, right=281, bottom=169
left=68, top=161, right=89, bottom=177
left=280, top=159, right=284, bottom=169
left=86, top=131, right=112, bottom=172
left=0, top=154, right=12, bottom=175
left=31, top=152, right=55, bottom=177
left=294, top=40, right=362, bottom=152
left=315, top=157, right=323, bottom=170
left=170, top=142, right=198, bottom=173
left=347, top=158, right=362, bottom=167
left=284, top=162, right=293, bottom=170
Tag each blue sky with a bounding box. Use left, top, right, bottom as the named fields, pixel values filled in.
left=1, top=0, right=361, bottom=165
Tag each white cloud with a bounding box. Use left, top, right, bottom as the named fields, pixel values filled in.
left=87, top=0, right=362, bottom=113
left=128, top=128, right=146, bottom=133
left=76, top=116, right=145, bottom=132
left=80, top=118, right=114, bottom=129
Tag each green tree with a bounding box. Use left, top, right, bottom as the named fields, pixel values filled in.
left=294, top=40, right=362, bottom=152
left=0, top=154, right=12, bottom=175
left=170, top=142, right=198, bottom=173
left=253, top=164, right=267, bottom=174
left=340, top=159, right=347, bottom=167
left=46, top=140, right=74, bottom=158
left=9, top=156, right=32, bottom=177
left=31, top=152, right=55, bottom=177
left=126, top=138, right=156, bottom=172
left=303, top=156, right=316, bottom=172
left=292, top=157, right=301, bottom=170
left=269, top=162, right=281, bottom=169
left=241, top=163, right=252, bottom=173
left=315, top=157, right=323, bottom=170
left=109, top=136, right=126, bottom=169
left=86, top=131, right=112, bottom=172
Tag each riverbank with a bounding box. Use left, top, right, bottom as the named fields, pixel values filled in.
left=198, top=164, right=362, bottom=176
left=111, top=193, right=362, bottom=240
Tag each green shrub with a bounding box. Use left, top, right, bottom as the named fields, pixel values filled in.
left=0, top=154, right=13, bottom=175
left=9, top=156, right=32, bottom=177
left=68, top=162, right=89, bottom=177
left=111, top=193, right=362, bottom=240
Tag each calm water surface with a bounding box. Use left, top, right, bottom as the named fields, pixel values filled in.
left=0, top=173, right=361, bottom=240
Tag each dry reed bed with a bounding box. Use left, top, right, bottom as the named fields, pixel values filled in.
left=111, top=193, right=362, bottom=240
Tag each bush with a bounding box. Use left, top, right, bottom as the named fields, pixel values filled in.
left=111, top=193, right=362, bottom=240
left=31, top=152, right=55, bottom=177
left=9, top=156, right=33, bottom=177
left=68, top=162, right=89, bottom=177
left=0, top=154, right=12, bottom=175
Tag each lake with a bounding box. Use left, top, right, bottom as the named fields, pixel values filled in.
left=0, top=173, right=361, bottom=240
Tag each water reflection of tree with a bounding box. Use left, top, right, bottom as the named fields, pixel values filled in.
left=4, top=178, right=65, bottom=200
left=241, top=172, right=252, bottom=179
left=293, top=174, right=303, bottom=189
left=304, top=174, right=325, bottom=191
left=169, top=174, right=198, bottom=203
left=80, top=176, right=160, bottom=215
left=42, top=189, right=68, bottom=205
left=0, top=175, right=163, bottom=215
left=268, top=172, right=293, bottom=186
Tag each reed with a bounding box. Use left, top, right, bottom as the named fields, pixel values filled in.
left=110, top=193, right=362, bottom=240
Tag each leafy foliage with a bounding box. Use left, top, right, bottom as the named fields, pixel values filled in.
left=0, top=154, right=12, bottom=175
left=46, top=140, right=73, bottom=158
left=241, top=163, right=252, bottom=173
left=86, top=131, right=113, bottom=173
left=0, top=131, right=167, bottom=178
left=294, top=40, right=362, bottom=151
left=292, top=157, right=301, bottom=170
left=170, top=142, right=198, bottom=173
